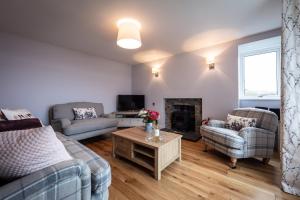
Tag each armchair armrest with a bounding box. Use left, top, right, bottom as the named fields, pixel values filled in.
left=239, top=127, right=275, bottom=138
left=51, top=118, right=71, bottom=132
left=239, top=127, right=275, bottom=157
left=0, top=159, right=91, bottom=200
left=207, top=120, right=226, bottom=128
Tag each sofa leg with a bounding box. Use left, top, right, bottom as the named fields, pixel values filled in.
left=230, top=157, right=237, bottom=169
left=262, top=158, right=270, bottom=165
left=204, top=144, right=208, bottom=152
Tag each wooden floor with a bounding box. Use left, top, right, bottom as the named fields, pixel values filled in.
left=83, top=135, right=300, bottom=200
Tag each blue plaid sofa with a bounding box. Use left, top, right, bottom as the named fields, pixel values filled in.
left=0, top=132, right=111, bottom=200
left=200, top=108, right=278, bottom=168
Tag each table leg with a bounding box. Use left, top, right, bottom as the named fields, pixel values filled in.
left=154, top=170, right=161, bottom=180
left=176, top=138, right=182, bottom=162
left=154, top=148, right=161, bottom=180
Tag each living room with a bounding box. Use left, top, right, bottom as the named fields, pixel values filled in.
left=0, top=0, right=299, bottom=200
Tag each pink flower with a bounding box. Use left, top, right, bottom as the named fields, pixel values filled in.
left=138, top=109, right=160, bottom=123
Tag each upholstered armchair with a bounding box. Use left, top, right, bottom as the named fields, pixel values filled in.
left=200, top=108, right=278, bottom=168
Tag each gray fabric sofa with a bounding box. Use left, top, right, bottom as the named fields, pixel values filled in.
left=200, top=108, right=278, bottom=168
left=0, top=132, right=111, bottom=200
left=50, top=102, right=118, bottom=140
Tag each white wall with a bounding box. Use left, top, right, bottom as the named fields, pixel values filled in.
left=0, top=32, right=132, bottom=124
left=132, top=29, right=280, bottom=128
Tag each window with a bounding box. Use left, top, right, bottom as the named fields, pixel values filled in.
left=238, top=36, right=281, bottom=100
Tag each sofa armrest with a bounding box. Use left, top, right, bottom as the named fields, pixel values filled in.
left=57, top=133, right=112, bottom=194
left=207, top=120, right=226, bottom=128
left=102, top=114, right=110, bottom=118
left=51, top=118, right=71, bottom=132
left=102, top=113, right=115, bottom=118
left=0, top=159, right=91, bottom=200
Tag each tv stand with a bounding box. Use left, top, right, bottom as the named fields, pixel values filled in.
left=108, top=111, right=144, bottom=127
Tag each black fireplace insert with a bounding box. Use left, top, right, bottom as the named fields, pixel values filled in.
left=171, top=105, right=195, bottom=132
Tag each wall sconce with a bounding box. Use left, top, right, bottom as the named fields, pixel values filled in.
left=206, top=56, right=215, bottom=70
left=152, top=67, right=159, bottom=77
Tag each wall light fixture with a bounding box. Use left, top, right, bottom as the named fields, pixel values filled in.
left=152, top=67, right=159, bottom=77
left=207, top=56, right=215, bottom=70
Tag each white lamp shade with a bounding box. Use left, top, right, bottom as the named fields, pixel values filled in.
left=206, top=56, right=215, bottom=64
left=152, top=67, right=159, bottom=74
left=117, top=19, right=142, bottom=49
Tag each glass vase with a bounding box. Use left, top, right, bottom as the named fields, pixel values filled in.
left=145, top=122, right=153, bottom=133
left=145, top=122, right=153, bottom=142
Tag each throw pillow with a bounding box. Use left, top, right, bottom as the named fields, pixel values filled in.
left=0, top=118, right=42, bottom=132
left=0, top=112, right=6, bottom=121
left=225, top=114, right=257, bottom=131
left=73, top=107, right=97, bottom=120
left=1, top=109, right=35, bottom=120
left=0, top=126, right=72, bottom=179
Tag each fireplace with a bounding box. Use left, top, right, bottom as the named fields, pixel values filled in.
left=171, top=105, right=195, bottom=132
left=164, top=98, right=202, bottom=141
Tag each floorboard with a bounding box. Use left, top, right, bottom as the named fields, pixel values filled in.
left=83, top=134, right=300, bottom=200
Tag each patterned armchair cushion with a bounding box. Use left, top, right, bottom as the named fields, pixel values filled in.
left=231, top=108, right=278, bottom=132
left=56, top=133, right=111, bottom=194
left=201, top=125, right=245, bottom=149
left=225, top=114, right=257, bottom=131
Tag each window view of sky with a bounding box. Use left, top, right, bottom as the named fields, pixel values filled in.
left=244, top=52, right=278, bottom=97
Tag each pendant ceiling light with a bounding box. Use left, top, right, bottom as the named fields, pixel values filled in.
left=117, top=18, right=142, bottom=49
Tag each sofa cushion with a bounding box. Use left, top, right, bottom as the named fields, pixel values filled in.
left=0, top=111, right=6, bottom=121
left=56, top=132, right=111, bottom=193
left=1, top=109, right=35, bottom=120
left=201, top=125, right=245, bottom=150
left=73, top=107, right=97, bottom=120
left=0, top=126, right=72, bottom=179
left=64, top=118, right=118, bottom=136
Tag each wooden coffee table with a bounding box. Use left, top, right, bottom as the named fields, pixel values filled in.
left=112, top=127, right=182, bottom=180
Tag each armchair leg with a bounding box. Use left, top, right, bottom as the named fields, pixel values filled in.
left=262, top=158, right=270, bottom=165
left=204, top=144, right=208, bottom=152
left=230, top=157, right=237, bottom=169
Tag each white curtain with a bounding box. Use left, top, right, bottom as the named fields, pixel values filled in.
left=281, top=0, right=300, bottom=196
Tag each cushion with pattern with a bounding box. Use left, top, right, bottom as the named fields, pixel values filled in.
left=0, top=126, right=72, bottom=179
left=73, top=107, right=97, bottom=120
left=225, top=114, right=257, bottom=131
left=0, top=112, right=6, bottom=121
left=1, top=109, right=35, bottom=121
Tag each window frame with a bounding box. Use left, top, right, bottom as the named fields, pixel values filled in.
left=238, top=36, right=281, bottom=100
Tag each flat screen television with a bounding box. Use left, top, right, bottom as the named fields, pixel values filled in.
left=117, top=95, right=145, bottom=111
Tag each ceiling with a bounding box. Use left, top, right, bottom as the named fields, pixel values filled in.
left=0, top=0, right=281, bottom=65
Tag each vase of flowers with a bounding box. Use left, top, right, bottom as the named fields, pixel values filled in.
left=138, top=109, right=160, bottom=134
